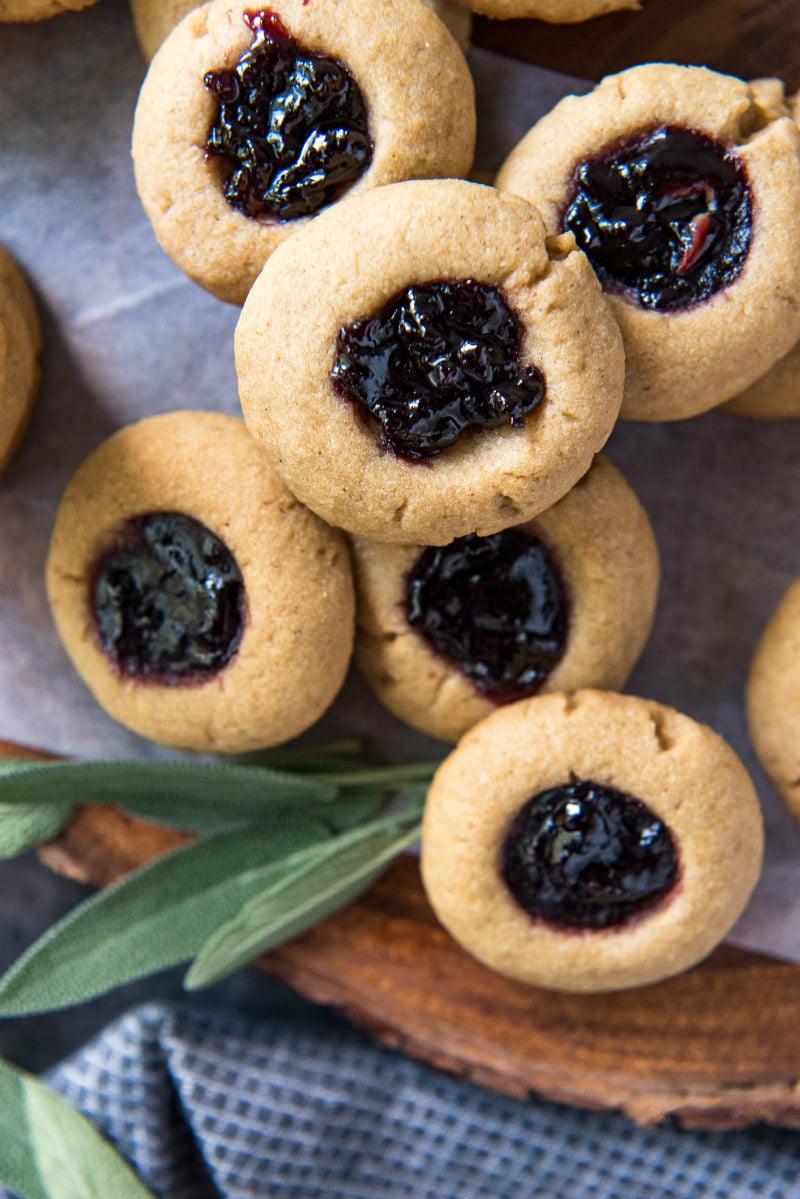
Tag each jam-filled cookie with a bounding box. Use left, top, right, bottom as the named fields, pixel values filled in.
left=46, top=412, right=355, bottom=753
left=351, top=456, right=658, bottom=741
left=747, top=581, right=800, bottom=821
left=0, top=0, right=98, bottom=20
left=421, top=690, right=763, bottom=992
left=131, top=0, right=471, bottom=61
left=496, top=64, right=800, bottom=421
left=0, top=246, right=41, bottom=473
left=452, top=0, right=636, bottom=21
left=132, top=0, right=476, bottom=304
left=236, top=179, right=624, bottom=546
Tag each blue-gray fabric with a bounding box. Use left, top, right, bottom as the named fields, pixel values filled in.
left=7, top=1004, right=800, bottom=1199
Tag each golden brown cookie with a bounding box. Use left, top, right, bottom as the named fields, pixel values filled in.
left=236, top=178, right=624, bottom=546
left=131, top=0, right=471, bottom=61
left=0, top=0, right=98, bottom=20
left=0, top=247, right=41, bottom=472
left=351, top=456, right=659, bottom=741
left=724, top=83, right=800, bottom=420
left=723, top=341, right=800, bottom=419
left=421, top=690, right=763, bottom=993
left=747, top=581, right=800, bottom=820
left=132, top=0, right=475, bottom=304
left=496, top=64, right=800, bottom=421
left=452, top=0, right=636, bottom=20
left=46, top=411, right=355, bottom=753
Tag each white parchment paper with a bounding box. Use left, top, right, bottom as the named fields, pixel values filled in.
left=1, top=0, right=799, bottom=961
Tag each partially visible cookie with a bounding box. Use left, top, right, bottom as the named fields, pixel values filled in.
left=723, top=341, right=800, bottom=419
left=0, top=0, right=98, bottom=20
left=421, top=690, right=763, bottom=993
left=0, top=247, right=41, bottom=472
left=132, top=0, right=476, bottom=304
left=747, top=581, right=800, bottom=820
left=351, top=455, right=659, bottom=741
left=496, top=64, right=800, bottom=421
left=724, top=82, right=800, bottom=420
left=46, top=411, right=355, bottom=753
left=236, top=178, right=624, bottom=546
left=451, top=0, right=636, bottom=20
left=131, top=0, right=471, bottom=60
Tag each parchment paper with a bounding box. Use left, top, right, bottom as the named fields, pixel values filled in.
left=1, top=0, right=799, bottom=962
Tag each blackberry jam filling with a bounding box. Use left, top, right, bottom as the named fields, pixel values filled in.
left=501, top=779, right=679, bottom=930
left=91, top=512, right=245, bottom=683
left=331, top=280, right=545, bottom=460
left=204, top=9, right=372, bottom=221
left=406, top=528, right=567, bottom=700
left=563, top=125, right=751, bottom=311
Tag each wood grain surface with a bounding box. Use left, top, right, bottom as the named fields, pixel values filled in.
left=473, top=0, right=800, bottom=92
left=3, top=738, right=799, bottom=1130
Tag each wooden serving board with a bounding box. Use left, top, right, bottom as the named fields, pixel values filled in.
left=2, top=738, right=799, bottom=1131
left=473, top=0, right=800, bottom=92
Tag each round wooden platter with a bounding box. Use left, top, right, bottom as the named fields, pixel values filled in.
left=4, top=738, right=800, bottom=1131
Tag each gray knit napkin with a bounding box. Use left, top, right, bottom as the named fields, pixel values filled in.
left=5, top=1003, right=797, bottom=1199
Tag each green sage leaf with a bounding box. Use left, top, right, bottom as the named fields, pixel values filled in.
left=0, top=803, right=72, bottom=860
left=0, top=815, right=336, bottom=1016
left=185, top=812, right=422, bottom=990
left=234, top=738, right=366, bottom=772
left=313, top=761, right=439, bottom=789
left=0, top=759, right=336, bottom=832
left=0, top=1056, right=154, bottom=1199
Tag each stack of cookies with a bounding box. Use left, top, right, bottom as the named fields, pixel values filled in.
left=8, top=0, right=798, bottom=992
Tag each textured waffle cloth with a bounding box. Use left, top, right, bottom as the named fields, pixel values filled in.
left=4, top=1004, right=800, bottom=1199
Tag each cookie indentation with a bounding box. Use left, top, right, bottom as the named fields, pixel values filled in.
left=405, top=528, right=567, bottom=700
left=91, top=512, right=245, bottom=683
left=500, top=778, right=679, bottom=929
left=331, top=279, right=545, bottom=460
left=563, top=126, right=751, bottom=311
left=204, top=9, right=372, bottom=221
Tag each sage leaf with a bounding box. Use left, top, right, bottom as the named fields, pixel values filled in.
left=0, top=759, right=336, bottom=832
left=234, top=738, right=365, bottom=772
left=0, top=816, right=336, bottom=1016
left=185, top=812, right=422, bottom=989
left=0, top=803, right=72, bottom=860
left=0, top=1056, right=154, bottom=1199
left=314, top=761, right=439, bottom=789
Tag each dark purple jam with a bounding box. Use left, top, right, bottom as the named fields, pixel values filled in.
left=501, top=779, right=679, bottom=930
left=91, top=512, right=245, bottom=684
left=204, top=9, right=372, bottom=221
left=405, top=529, right=567, bottom=701
left=563, top=125, right=751, bottom=311
left=330, top=280, right=545, bottom=460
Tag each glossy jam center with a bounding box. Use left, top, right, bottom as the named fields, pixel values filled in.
left=91, top=512, right=245, bottom=683
left=204, top=9, right=372, bottom=221
left=405, top=528, right=568, bottom=700
left=331, top=279, right=545, bottom=460
left=563, top=125, right=751, bottom=311
left=501, top=779, right=679, bottom=930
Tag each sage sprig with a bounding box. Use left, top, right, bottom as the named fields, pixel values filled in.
left=187, top=813, right=422, bottom=988
left=0, top=1054, right=155, bottom=1199
left=0, top=744, right=435, bottom=1014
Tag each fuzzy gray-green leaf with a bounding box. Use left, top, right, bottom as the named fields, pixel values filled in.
left=0, top=1056, right=154, bottom=1199
left=0, top=759, right=336, bottom=832
left=0, top=803, right=72, bottom=860
left=0, top=816, right=335, bottom=1016
left=186, top=814, right=422, bottom=989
